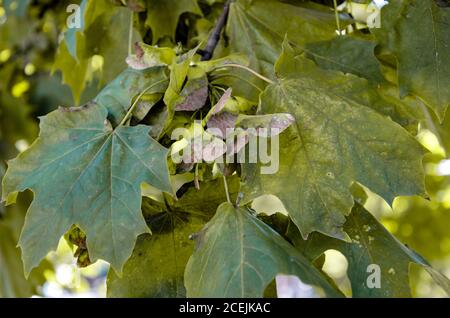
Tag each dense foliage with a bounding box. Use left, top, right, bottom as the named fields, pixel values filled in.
left=1, top=0, right=450, bottom=298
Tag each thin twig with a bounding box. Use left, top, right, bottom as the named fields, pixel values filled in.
left=201, top=0, right=232, bottom=61
left=212, top=63, right=275, bottom=84
left=210, top=73, right=264, bottom=92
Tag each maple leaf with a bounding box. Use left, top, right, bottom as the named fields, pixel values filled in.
left=2, top=103, right=172, bottom=275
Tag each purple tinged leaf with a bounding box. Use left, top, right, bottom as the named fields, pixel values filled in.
left=207, top=112, right=238, bottom=138
left=173, top=68, right=209, bottom=111
left=174, top=84, right=209, bottom=111
left=212, top=88, right=232, bottom=115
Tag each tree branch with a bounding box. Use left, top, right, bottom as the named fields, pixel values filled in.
left=200, top=0, right=232, bottom=61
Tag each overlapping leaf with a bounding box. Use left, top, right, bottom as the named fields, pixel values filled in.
left=2, top=0, right=447, bottom=299
left=107, top=177, right=239, bottom=297
left=241, top=41, right=426, bottom=240
left=145, top=0, right=202, bottom=43
left=95, top=66, right=169, bottom=126
left=291, top=203, right=450, bottom=297
left=107, top=198, right=204, bottom=298
left=304, top=35, right=384, bottom=84
left=2, top=103, right=172, bottom=275
left=373, top=0, right=450, bottom=121
left=162, top=48, right=199, bottom=133
left=217, top=0, right=340, bottom=101
left=185, top=202, right=343, bottom=298
left=54, top=0, right=136, bottom=104
left=289, top=34, right=424, bottom=133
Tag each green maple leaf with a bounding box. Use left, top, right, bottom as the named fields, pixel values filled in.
left=145, top=0, right=202, bottom=43
left=173, top=71, right=208, bottom=112
left=241, top=41, right=426, bottom=240
left=303, top=35, right=384, bottom=84
left=184, top=202, right=343, bottom=298
left=288, top=34, right=424, bottom=133
left=217, top=0, right=340, bottom=101
left=291, top=203, right=450, bottom=297
left=373, top=0, right=450, bottom=121
left=107, top=176, right=239, bottom=297
left=107, top=198, right=201, bottom=298
left=372, top=83, right=424, bottom=135
left=1, top=103, right=172, bottom=275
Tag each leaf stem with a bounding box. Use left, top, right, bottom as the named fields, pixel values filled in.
left=212, top=64, right=275, bottom=85
left=128, top=11, right=134, bottom=56
left=223, top=175, right=232, bottom=204
left=210, top=73, right=264, bottom=92
left=194, top=163, right=200, bottom=190
left=333, top=0, right=342, bottom=35
left=201, top=0, right=232, bottom=61
left=119, top=79, right=169, bottom=127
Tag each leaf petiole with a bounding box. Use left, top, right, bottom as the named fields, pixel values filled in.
left=128, top=11, right=134, bottom=56
left=210, top=73, right=264, bottom=92
left=222, top=175, right=232, bottom=204
left=119, top=78, right=169, bottom=127
left=212, top=64, right=275, bottom=85
left=333, top=0, right=342, bottom=35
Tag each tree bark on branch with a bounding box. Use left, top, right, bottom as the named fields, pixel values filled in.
left=200, top=0, right=232, bottom=61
